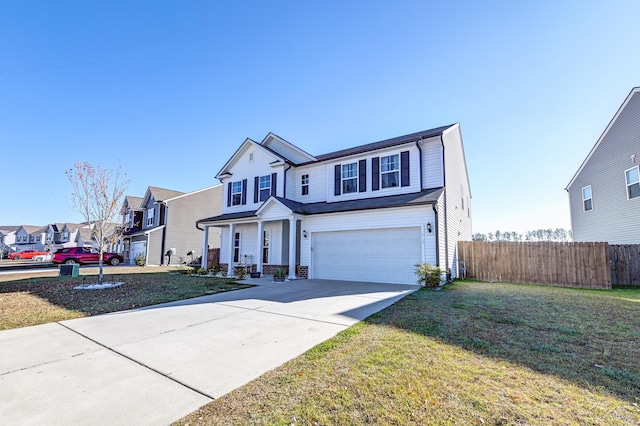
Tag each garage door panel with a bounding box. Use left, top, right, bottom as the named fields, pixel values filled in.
left=311, top=227, right=421, bottom=285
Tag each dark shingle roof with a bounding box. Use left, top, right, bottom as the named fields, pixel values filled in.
left=197, top=188, right=443, bottom=224
left=275, top=188, right=443, bottom=215
left=314, top=125, right=454, bottom=162
left=148, top=186, right=185, bottom=202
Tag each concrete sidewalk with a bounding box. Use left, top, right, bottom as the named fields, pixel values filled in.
left=0, top=279, right=418, bottom=425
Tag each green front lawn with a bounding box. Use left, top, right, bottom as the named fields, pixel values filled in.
left=177, top=281, right=640, bottom=425
left=0, top=272, right=250, bottom=330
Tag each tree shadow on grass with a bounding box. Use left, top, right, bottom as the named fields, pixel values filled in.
left=365, top=281, right=640, bottom=403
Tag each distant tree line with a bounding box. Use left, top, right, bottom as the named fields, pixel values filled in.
left=472, top=228, right=572, bottom=243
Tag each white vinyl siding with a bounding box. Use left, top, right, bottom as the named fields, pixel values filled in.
left=568, top=90, right=640, bottom=243
left=421, top=138, right=444, bottom=188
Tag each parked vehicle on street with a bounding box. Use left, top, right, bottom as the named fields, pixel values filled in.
left=33, top=254, right=53, bottom=262
left=9, top=249, right=49, bottom=260
left=52, top=247, right=124, bottom=266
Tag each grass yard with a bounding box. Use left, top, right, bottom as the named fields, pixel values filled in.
left=0, top=271, right=250, bottom=330
left=176, top=280, right=640, bottom=425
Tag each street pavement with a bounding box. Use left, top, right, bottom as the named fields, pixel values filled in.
left=0, top=278, right=418, bottom=425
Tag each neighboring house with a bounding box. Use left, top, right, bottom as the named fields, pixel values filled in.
left=121, top=185, right=222, bottom=266
left=0, top=226, right=18, bottom=248
left=567, top=87, right=640, bottom=243
left=13, top=225, right=47, bottom=251
left=197, top=124, right=472, bottom=284
left=43, top=223, right=86, bottom=250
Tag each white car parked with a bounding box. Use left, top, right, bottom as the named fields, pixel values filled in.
left=33, top=254, right=52, bottom=262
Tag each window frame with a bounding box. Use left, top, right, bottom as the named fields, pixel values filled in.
left=342, top=162, right=358, bottom=194
left=259, top=175, right=271, bottom=202
left=380, top=154, right=400, bottom=189
left=625, top=166, right=640, bottom=200
left=301, top=174, right=309, bottom=196
left=146, top=208, right=155, bottom=226
left=262, top=230, right=270, bottom=264
left=582, top=185, right=593, bottom=211
left=233, top=232, right=241, bottom=263
left=231, top=181, right=243, bottom=206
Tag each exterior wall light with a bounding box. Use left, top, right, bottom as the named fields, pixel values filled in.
left=427, top=223, right=432, bottom=233
left=303, top=230, right=308, bottom=239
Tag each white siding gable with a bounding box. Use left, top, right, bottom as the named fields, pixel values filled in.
left=420, top=138, right=444, bottom=188
left=221, top=145, right=283, bottom=214
left=289, top=163, right=328, bottom=203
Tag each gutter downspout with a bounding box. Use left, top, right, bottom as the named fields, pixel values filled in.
left=416, top=139, right=424, bottom=190
left=283, top=162, right=292, bottom=198
left=433, top=204, right=439, bottom=267
left=440, top=134, right=449, bottom=274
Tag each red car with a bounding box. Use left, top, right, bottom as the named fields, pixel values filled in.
left=52, top=247, right=124, bottom=266
left=9, top=249, right=48, bottom=260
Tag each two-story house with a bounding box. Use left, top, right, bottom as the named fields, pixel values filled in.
left=121, top=185, right=222, bottom=266
left=13, top=225, right=47, bottom=250
left=43, top=223, right=87, bottom=250
left=0, top=226, right=18, bottom=255
left=567, top=87, right=640, bottom=243
left=197, top=124, right=472, bottom=284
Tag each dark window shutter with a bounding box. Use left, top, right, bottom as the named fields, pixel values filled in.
left=358, top=159, right=367, bottom=192
left=254, top=176, right=259, bottom=203
left=334, top=165, right=341, bottom=196
left=401, top=151, right=410, bottom=187
left=241, top=179, right=247, bottom=205
left=227, top=182, right=232, bottom=207
left=371, top=157, right=380, bottom=191
left=271, top=173, right=277, bottom=196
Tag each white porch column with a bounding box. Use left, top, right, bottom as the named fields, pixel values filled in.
left=256, top=220, right=264, bottom=273
left=288, top=216, right=297, bottom=280
left=228, top=223, right=235, bottom=277
left=201, top=225, right=209, bottom=270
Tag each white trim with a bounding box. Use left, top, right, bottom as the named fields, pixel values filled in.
left=581, top=185, right=593, bottom=211
left=231, top=181, right=243, bottom=206
left=341, top=162, right=358, bottom=193
left=624, top=165, right=640, bottom=200
left=216, top=138, right=288, bottom=179
left=380, top=153, right=400, bottom=189
left=259, top=175, right=271, bottom=201
left=567, top=87, right=640, bottom=189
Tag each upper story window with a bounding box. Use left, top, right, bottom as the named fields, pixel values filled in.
left=301, top=174, right=309, bottom=196
left=582, top=185, right=593, bottom=211
left=259, top=175, right=271, bottom=202
left=232, top=181, right=243, bottom=205
left=342, top=163, right=358, bottom=193
left=381, top=154, right=399, bottom=188
left=625, top=166, right=640, bottom=199
left=146, top=208, right=155, bottom=226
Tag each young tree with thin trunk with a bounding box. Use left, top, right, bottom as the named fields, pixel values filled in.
left=66, top=162, right=130, bottom=283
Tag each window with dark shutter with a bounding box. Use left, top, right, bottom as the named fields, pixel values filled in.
left=372, top=157, right=380, bottom=191
left=359, top=159, right=367, bottom=192
left=334, top=165, right=341, bottom=196
left=401, top=151, right=410, bottom=187
left=254, top=177, right=259, bottom=203
left=241, top=179, right=247, bottom=205
left=271, top=173, right=277, bottom=197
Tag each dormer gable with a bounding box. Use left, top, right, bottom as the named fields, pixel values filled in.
left=216, top=138, right=289, bottom=179
left=260, top=133, right=317, bottom=165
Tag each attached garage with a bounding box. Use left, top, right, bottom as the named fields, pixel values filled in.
left=310, top=227, right=422, bottom=284
left=130, top=241, right=147, bottom=265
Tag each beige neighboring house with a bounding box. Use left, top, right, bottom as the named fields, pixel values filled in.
left=121, top=185, right=223, bottom=266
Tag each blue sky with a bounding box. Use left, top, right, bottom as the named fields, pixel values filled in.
left=2, top=1, right=640, bottom=234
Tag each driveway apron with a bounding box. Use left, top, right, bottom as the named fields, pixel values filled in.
left=0, top=279, right=418, bottom=425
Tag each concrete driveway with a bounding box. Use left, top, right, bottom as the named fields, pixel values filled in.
left=0, top=279, right=418, bottom=425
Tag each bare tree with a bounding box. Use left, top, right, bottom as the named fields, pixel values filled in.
left=66, top=162, right=130, bottom=283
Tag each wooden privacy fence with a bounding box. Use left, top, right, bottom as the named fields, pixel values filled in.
left=458, top=241, right=612, bottom=289
left=609, top=244, right=640, bottom=286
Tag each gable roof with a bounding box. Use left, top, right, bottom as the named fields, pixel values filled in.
left=314, top=124, right=455, bottom=162
left=216, top=138, right=288, bottom=179
left=260, top=132, right=317, bottom=164
left=566, top=87, right=640, bottom=189
left=124, top=195, right=144, bottom=210
left=140, top=186, right=185, bottom=206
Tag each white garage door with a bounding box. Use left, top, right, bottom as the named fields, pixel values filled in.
left=311, top=227, right=422, bottom=284
left=130, top=242, right=147, bottom=265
